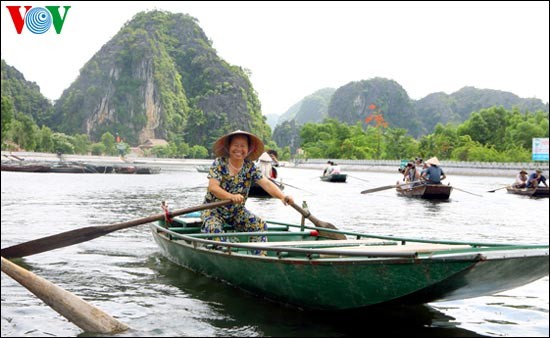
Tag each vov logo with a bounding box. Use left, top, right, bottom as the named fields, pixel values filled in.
left=6, top=6, right=71, bottom=34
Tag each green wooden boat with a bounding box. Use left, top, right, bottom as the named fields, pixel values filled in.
left=151, top=213, right=549, bottom=311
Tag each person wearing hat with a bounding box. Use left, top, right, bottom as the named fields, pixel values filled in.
left=266, top=149, right=280, bottom=178
left=202, top=130, right=294, bottom=253
left=323, top=161, right=333, bottom=176
left=526, top=169, right=548, bottom=189
left=513, top=170, right=528, bottom=188
left=421, top=157, right=446, bottom=184
left=258, top=151, right=276, bottom=179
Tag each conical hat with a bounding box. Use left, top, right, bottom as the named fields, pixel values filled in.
left=258, top=152, right=272, bottom=162
left=213, top=130, right=264, bottom=161
left=426, top=157, right=441, bottom=166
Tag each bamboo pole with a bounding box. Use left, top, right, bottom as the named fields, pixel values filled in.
left=1, top=257, right=129, bottom=334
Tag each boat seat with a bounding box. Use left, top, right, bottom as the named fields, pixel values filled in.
left=318, top=243, right=473, bottom=257
left=239, top=238, right=396, bottom=248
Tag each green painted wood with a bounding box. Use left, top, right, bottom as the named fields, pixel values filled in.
left=150, top=221, right=549, bottom=310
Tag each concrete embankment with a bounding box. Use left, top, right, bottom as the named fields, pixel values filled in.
left=2, top=152, right=548, bottom=177
left=288, top=159, right=549, bottom=177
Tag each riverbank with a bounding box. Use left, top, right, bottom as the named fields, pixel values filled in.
left=2, top=151, right=548, bottom=177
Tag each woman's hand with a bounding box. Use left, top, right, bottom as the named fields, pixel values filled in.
left=282, top=195, right=294, bottom=206
left=230, top=193, right=245, bottom=204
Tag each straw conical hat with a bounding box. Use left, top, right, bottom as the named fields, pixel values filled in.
left=426, top=157, right=441, bottom=166
left=258, top=152, right=272, bottom=162
left=213, top=130, right=264, bottom=161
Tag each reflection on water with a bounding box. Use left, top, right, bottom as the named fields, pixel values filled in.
left=1, top=169, right=548, bottom=337
left=148, top=253, right=485, bottom=337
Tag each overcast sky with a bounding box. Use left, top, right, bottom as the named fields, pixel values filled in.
left=1, top=1, right=548, bottom=117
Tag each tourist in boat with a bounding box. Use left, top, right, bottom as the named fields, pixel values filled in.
left=526, top=169, right=548, bottom=188
left=267, top=149, right=279, bottom=178
left=258, top=152, right=276, bottom=179
left=323, top=160, right=333, bottom=176
left=414, top=157, right=424, bottom=178
left=329, top=162, right=341, bottom=175
left=421, top=157, right=446, bottom=184
left=202, top=130, right=294, bottom=254
left=403, top=161, right=420, bottom=186
left=513, top=170, right=528, bottom=188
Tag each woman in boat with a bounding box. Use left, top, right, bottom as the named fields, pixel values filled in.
left=329, top=162, right=341, bottom=174
left=526, top=169, right=548, bottom=188
left=267, top=149, right=279, bottom=178
left=421, top=157, right=446, bottom=184
left=258, top=152, right=276, bottom=179
left=323, top=160, right=333, bottom=176
left=202, top=130, right=294, bottom=253
left=513, top=170, right=528, bottom=188
left=402, top=161, right=420, bottom=186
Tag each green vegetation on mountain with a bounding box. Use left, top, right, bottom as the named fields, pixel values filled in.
left=50, top=10, right=269, bottom=147
left=299, top=107, right=548, bottom=162
left=1, top=60, right=53, bottom=126
left=278, top=88, right=335, bottom=125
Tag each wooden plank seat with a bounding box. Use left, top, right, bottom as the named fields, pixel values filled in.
left=317, top=243, right=473, bottom=257
left=236, top=238, right=397, bottom=248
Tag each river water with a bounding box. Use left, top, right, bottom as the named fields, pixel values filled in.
left=1, top=167, right=548, bottom=337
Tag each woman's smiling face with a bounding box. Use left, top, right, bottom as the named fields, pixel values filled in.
left=228, top=135, right=249, bottom=160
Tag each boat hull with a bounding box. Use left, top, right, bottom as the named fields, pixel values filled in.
left=506, top=186, right=549, bottom=198
left=396, top=184, right=452, bottom=200
left=150, top=222, right=548, bottom=310
left=249, top=181, right=284, bottom=197
left=321, top=174, right=347, bottom=183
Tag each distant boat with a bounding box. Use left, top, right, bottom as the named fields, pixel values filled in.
left=506, top=186, right=549, bottom=198
left=396, top=183, right=453, bottom=200
left=136, top=167, right=161, bottom=174
left=320, top=174, right=347, bottom=183
left=1, top=163, right=50, bottom=172
left=196, top=165, right=210, bottom=173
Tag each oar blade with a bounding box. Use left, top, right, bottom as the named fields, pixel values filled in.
left=360, top=185, right=395, bottom=194
left=1, top=200, right=232, bottom=259
left=1, top=226, right=112, bottom=259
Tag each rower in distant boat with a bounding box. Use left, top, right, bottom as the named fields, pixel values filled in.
left=527, top=169, right=548, bottom=188
left=258, top=152, right=277, bottom=179
left=421, top=157, right=446, bottom=184
left=323, top=160, right=333, bottom=176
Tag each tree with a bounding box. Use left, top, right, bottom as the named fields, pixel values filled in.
left=1, top=96, right=14, bottom=146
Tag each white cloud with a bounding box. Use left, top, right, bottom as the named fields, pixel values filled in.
left=1, top=1, right=548, bottom=116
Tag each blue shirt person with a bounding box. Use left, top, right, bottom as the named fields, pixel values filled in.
left=526, top=169, right=548, bottom=188
left=421, top=157, right=446, bottom=184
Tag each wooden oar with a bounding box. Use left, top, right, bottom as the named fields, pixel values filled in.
left=487, top=185, right=510, bottom=193
left=1, top=256, right=128, bottom=333
left=269, top=178, right=313, bottom=194
left=347, top=175, right=370, bottom=183
left=288, top=202, right=347, bottom=240
left=451, top=186, right=483, bottom=197
left=1, top=200, right=231, bottom=259
left=360, top=181, right=422, bottom=194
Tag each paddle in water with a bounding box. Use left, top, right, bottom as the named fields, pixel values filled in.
left=360, top=180, right=422, bottom=194
left=1, top=200, right=231, bottom=259
left=487, top=185, right=510, bottom=193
